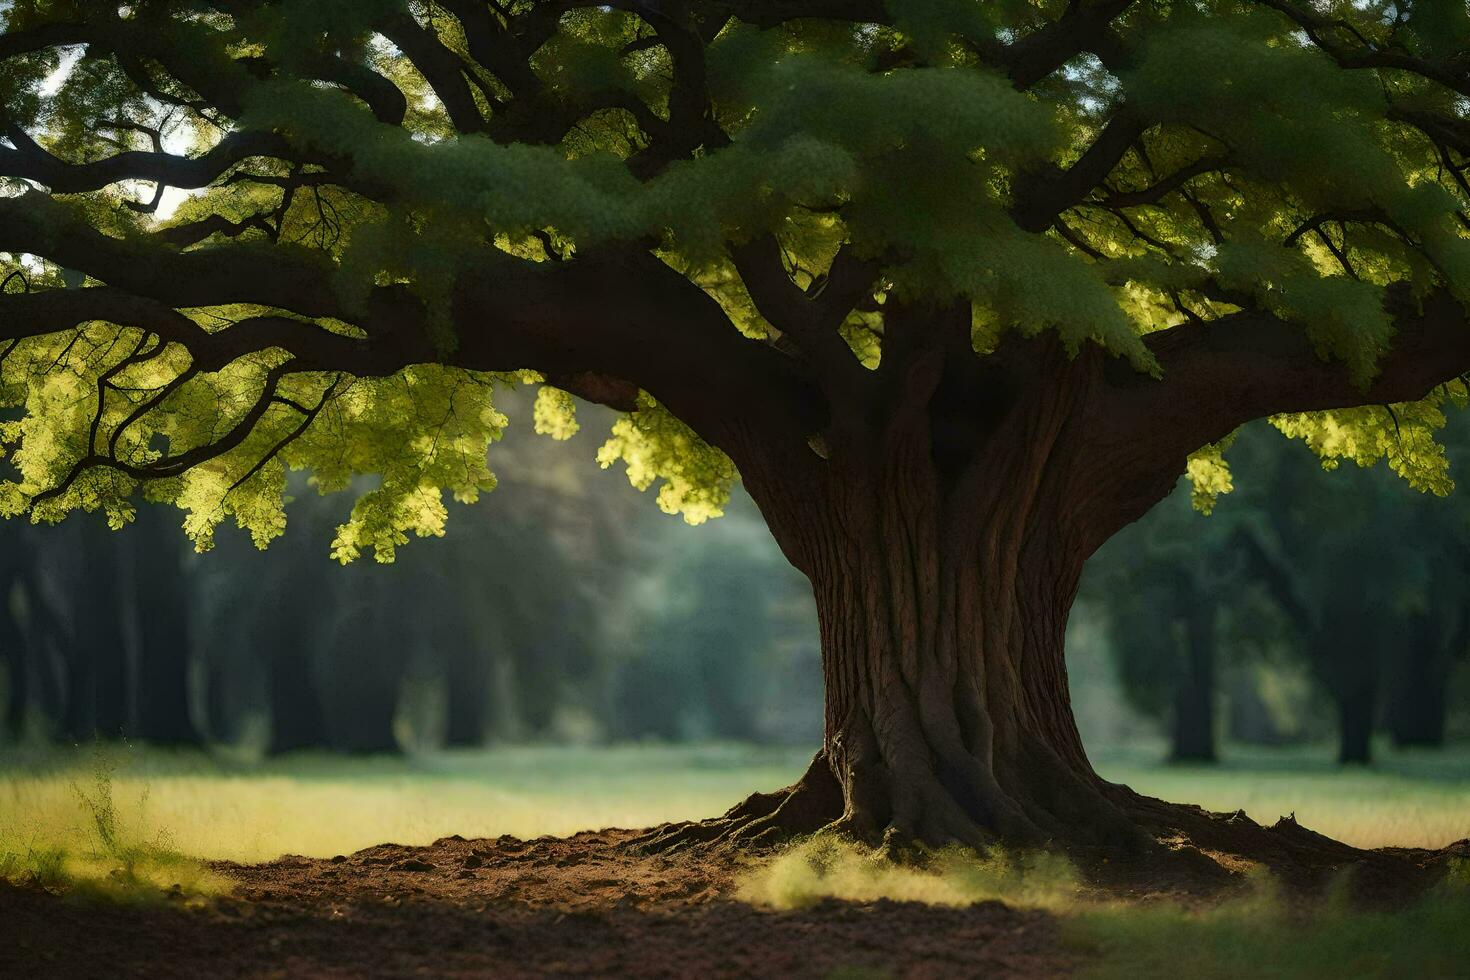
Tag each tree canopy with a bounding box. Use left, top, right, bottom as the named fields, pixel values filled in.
left=1, top=0, right=1469, bottom=558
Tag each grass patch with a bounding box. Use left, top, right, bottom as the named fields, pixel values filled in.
left=1068, top=863, right=1470, bottom=979
left=0, top=745, right=231, bottom=902
left=738, top=836, right=1083, bottom=911
left=739, top=839, right=1470, bottom=979
left=0, top=743, right=817, bottom=863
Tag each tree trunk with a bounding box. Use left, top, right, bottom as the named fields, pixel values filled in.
left=1387, top=614, right=1448, bottom=749
left=1336, top=680, right=1376, bottom=766
left=322, top=603, right=404, bottom=754
left=267, top=644, right=328, bottom=755
left=1, top=597, right=26, bottom=740
left=1388, top=669, right=1447, bottom=748
left=803, top=517, right=1115, bottom=847
left=636, top=294, right=1470, bottom=858
left=645, top=334, right=1163, bottom=852
left=1170, top=601, right=1217, bottom=764
left=130, top=508, right=202, bottom=745
left=61, top=523, right=129, bottom=740
left=442, top=619, right=488, bottom=747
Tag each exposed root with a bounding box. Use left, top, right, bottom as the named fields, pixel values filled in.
left=631, top=751, right=1463, bottom=904
left=634, top=744, right=1151, bottom=861
left=631, top=752, right=843, bottom=854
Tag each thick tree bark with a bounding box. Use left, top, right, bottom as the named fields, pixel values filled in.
left=644, top=327, right=1162, bottom=852
left=631, top=274, right=1470, bottom=857
left=797, top=491, right=1121, bottom=849
left=1170, top=601, right=1218, bottom=764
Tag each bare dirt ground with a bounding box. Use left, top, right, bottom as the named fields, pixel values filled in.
left=0, top=829, right=1075, bottom=979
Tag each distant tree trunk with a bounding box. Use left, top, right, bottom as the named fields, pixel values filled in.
left=1226, top=669, right=1291, bottom=746
left=1318, top=591, right=1379, bottom=766
left=486, top=654, right=527, bottom=742
left=1170, top=600, right=1217, bottom=764
left=1336, top=681, right=1376, bottom=765
left=131, top=508, right=202, bottom=745
left=202, top=652, right=233, bottom=743
left=322, top=594, right=404, bottom=754
left=61, top=524, right=129, bottom=740
left=1, top=593, right=26, bottom=739
left=330, top=679, right=401, bottom=753
left=1387, top=613, right=1449, bottom=749
left=442, top=619, right=487, bottom=747
left=267, top=644, right=327, bottom=755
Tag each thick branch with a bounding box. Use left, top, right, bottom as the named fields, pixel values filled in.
left=1128, top=288, right=1470, bottom=438
left=729, top=236, right=870, bottom=394
left=0, top=191, right=343, bottom=317
left=0, top=128, right=291, bottom=194
left=1013, top=111, right=1146, bottom=232
left=1078, top=288, right=1470, bottom=550
left=1004, top=0, right=1138, bottom=89
left=451, top=249, right=825, bottom=449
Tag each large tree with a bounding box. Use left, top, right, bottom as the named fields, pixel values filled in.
left=2, top=0, right=1469, bottom=851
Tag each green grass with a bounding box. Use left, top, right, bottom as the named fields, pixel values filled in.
left=740, top=837, right=1470, bottom=980
left=1068, top=871, right=1470, bottom=980
left=1095, top=740, right=1470, bottom=850
left=1, top=749, right=231, bottom=901
left=0, top=742, right=816, bottom=865
left=0, top=741, right=1465, bottom=868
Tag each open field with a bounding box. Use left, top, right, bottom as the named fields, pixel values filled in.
left=2, top=740, right=1467, bottom=865
left=2, top=740, right=1468, bottom=978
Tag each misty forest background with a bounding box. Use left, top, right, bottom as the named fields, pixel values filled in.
left=2, top=389, right=1468, bottom=767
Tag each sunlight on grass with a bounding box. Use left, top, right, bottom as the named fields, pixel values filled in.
left=1, top=749, right=231, bottom=901
left=737, top=837, right=1083, bottom=911
left=0, top=742, right=1465, bottom=871
left=1096, top=742, right=1470, bottom=849
left=0, top=743, right=814, bottom=863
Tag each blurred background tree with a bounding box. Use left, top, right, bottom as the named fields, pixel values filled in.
left=1084, top=413, right=1470, bottom=767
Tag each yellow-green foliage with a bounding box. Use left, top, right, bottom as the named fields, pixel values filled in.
left=1186, top=436, right=1237, bottom=515
left=533, top=386, right=581, bottom=441
left=1273, top=395, right=1463, bottom=496
left=597, top=394, right=736, bottom=525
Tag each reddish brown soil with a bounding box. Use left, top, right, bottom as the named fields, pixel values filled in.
left=0, top=829, right=1075, bottom=979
